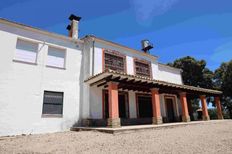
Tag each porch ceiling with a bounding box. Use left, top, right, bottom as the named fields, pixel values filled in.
left=85, top=69, right=222, bottom=96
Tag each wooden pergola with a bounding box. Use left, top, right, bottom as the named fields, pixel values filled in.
left=85, top=69, right=223, bottom=127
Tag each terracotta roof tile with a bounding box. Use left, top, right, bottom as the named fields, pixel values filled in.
left=85, top=69, right=222, bottom=95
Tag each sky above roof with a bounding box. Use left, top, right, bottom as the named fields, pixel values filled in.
left=1, top=0, right=232, bottom=70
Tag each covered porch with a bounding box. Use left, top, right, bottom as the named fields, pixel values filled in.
left=85, top=69, right=223, bottom=128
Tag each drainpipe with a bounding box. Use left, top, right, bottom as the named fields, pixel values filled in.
left=92, top=38, right=95, bottom=76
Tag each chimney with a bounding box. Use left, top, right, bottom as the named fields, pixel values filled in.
left=67, top=14, right=81, bottom=39
left=141, top=39, right=154, bottom=53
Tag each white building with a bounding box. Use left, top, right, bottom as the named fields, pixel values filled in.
left=0, top=15, right=223, bottom=136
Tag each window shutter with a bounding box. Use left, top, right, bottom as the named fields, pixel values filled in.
left=47, top=47, right=66, bottom=68
left=15, top=39, right=38, bottom=63
left=104, top=52, right=125, bottom=72
left=135, top=61, right=151, bottom=77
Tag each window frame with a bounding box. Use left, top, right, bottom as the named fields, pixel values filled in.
left=134, top=58, right=152, bottom=78
left=46, top=46, right=67, bottom=70
left=102, top=49, right=127, bottom=73
left=41, top=91, right=64, bottom=118
left=13, top=38, right=39, bottom=65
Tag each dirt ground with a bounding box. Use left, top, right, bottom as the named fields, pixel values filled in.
left=0, top=120, right=232, bottom=154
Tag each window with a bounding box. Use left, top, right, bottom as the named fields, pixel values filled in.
left=14, top=39, right=38, bottom=63
left=104, top=51, right=125, bottom=72
left=47, top=47, right=66, bottom=69
left=135, top=60, right=151, bottom=77
left=42, top=91, right=64, bottom=116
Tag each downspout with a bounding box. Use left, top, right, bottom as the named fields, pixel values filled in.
left=91, top=38, right=95, bottom=76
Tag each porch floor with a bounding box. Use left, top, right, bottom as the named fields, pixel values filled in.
left=71, top=120, right=226, bottom=134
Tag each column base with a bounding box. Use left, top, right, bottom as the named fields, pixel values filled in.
left=107, top=118, right=121, bottom=128
left=217, top=114, right=224, bottom=120
left=81, top=119, right=91, bottom=127
left=182, top=115, right=190, bottom=122
left=202, top=115, right=210, bottom=121
left=152, top=116, right=163, bottom=125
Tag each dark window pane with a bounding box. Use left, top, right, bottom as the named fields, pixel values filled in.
left=42, top=91, right=63, bottom=115
left=42, top=104, right=63, bottom=114
left=138, top=96, right=152, bottom=118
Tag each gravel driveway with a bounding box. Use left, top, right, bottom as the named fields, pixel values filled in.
left=0, top=120, right=232, bottom=154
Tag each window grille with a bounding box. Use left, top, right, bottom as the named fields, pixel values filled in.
left=104, top=52, right=125, bottom=72
left=42, top=91, right=64, bottom=115
left=135, top=61, right=150, bottom=77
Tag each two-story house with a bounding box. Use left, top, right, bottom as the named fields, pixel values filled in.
left=0, top=15, right=223, bottom=136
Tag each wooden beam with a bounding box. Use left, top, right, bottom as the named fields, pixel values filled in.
left=89, top=75, right=113, bottom=87
left=97, top=81, right=107, bottom=87
left=119, top=78, right=128, bottom=82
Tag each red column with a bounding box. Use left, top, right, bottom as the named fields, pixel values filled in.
left=215, top=97, right=224, bottom=119
left=179, top=92, right=190, bottom=122
left=151, top=88, right=162, bottom=124
left=200, top=95, right=210, bottom=121
left=107, top=82, right=120, bottom=127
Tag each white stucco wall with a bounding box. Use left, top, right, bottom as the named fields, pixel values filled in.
left=156, top=64, right=183, bottom=84
left=89, top=86, right=103, bottom=119
left=92, top=41, right=183, bottom=85
left=128, top=91, right=137, bottom=118
left=93, top=46, right=103, bottom=75
left=126, top=56, right=134, bottom=75
left=92, top=42, right=156, bottom=75
left=0, top=23, right=83, bottom=136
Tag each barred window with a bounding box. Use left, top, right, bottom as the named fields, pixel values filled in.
left=135, top=61, right=151, bottom=77
left=42, top=91, right=64, bottom=115
left=104, top=53, right=125, bottom=72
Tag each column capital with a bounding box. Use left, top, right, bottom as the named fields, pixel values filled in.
left=108, top=81, right=119, bottom=85
left=200, top=95, right=206, bottom=98
left=179, top=92, right=187, bottom=96
left=150, top=88, right=159, bottom=91
left=214, top=96, right=220, bottom=101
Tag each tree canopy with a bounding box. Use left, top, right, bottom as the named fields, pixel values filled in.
left=214, top=60, right=232, bottom=118
left=167, top=56, right=213, bottom=89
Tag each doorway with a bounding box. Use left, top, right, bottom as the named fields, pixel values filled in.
left=137, top=95, right=153, bottom=118
left=165, top=98, right=176, bottom=122
left=103, top=91, right=129, bottom=119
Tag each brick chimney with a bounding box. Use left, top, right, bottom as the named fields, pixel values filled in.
left=66, top=14, right=81, bottom=39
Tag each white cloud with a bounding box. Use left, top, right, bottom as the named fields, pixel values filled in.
left=131, top=0, right=179, bottom=26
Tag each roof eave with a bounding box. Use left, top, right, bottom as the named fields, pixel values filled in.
left=0, top=18, right=84, bottom=44
left=85, top=70, right=222, bottom=95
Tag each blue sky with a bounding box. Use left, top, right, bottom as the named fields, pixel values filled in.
left=1, top=0, right=232, bottom=71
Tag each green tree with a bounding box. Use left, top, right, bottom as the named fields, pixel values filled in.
left=214, top=60, right=232, bottom=118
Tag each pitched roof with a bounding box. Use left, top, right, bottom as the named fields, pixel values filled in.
left=0, top=18, right=83, bottom=44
